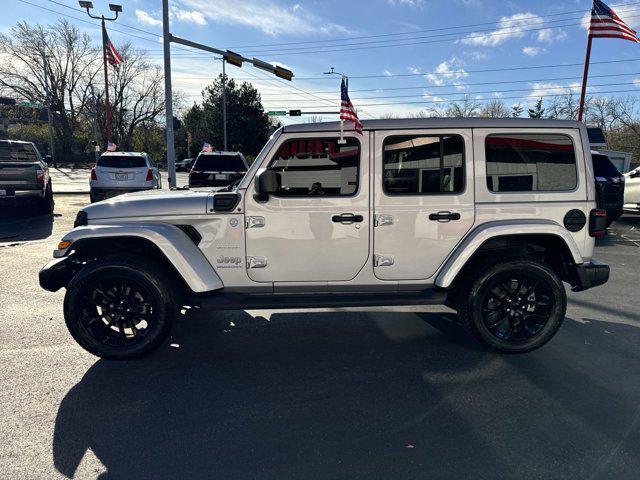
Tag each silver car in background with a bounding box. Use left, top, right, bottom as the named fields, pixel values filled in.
left=90, top=152, right=161, bottom=202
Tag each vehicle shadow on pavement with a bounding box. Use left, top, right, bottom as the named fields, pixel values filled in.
left=0, top=206, right=54, bottom=242
left=52, top=309, right=640, bottom=480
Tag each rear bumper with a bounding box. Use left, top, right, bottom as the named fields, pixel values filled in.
left=572, top=260, right=610, bottom=292
left=39, top=256, right=78, bottom=292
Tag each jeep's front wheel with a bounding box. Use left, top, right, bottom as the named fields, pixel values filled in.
left=63, top=256, right=176, bottom=359
left=457, top=259, right=566, bottom=353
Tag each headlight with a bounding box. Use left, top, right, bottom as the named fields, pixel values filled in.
left=74, top=210, right=88, bottom=227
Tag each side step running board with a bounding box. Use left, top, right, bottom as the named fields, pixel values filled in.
left=188, top=289, right=447, bottom=310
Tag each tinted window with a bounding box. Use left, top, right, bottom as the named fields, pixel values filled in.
left=485, top=134, right=577, bottom=192
left=194, top=154, right=247, bottom=172
left=97, top=155, right=147, bottom=168
left=268, top=137, right=360, bottom=197
left=0, top=142, right=39, bottom=162
left=383, top=135, right=464, bottom=195
left=592, top=154, right=620, bottom=177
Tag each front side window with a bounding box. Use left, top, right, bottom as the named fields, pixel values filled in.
left=267, top=137, right=360, bottom=197
left=485, top=134, right=577, bottom=192
left=383, top=135, right=465, bottom=195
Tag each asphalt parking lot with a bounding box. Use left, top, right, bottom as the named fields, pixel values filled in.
left=1, top=195, right=640, bottom=479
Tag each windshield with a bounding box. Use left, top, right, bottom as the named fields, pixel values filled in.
left=97, top=155, right=147, bottom=168
left=0, top=142, right=39, bottom=162
left=592, top=154, right=621, bottom=177
left=194, top=154, right=247, bottom=171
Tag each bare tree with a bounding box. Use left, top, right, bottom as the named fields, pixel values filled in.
left=480, top=99, right=510, bottom=118
left=0, top=20, right=100, bottom=156
left=444, top=97, right=481, bottom=118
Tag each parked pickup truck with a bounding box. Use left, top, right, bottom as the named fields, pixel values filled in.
left=40, top=118, right=610, bottom=360
left=0, top=140, right=53, bottom=213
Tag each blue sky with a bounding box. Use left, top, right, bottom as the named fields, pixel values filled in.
left=6, top=0, right=640, bottom=122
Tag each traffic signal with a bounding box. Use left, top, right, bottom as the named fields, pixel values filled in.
left=274, top=65, right=294, bottom=81
left=224, top=50, right=243, bottom=68
left=289, top=110, right=302, bottom=116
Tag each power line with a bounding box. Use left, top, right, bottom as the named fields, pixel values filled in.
left=264, top=88, right=640, bottom=109
left=229, top=1, right=640, bottom=50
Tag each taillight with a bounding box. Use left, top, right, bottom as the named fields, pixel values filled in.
left=146, top=169, right=153, bottom=181
left=589, top=209, right=607, bottom=237
left=36, top=169, right=45, bottom=184
left=90, top=168, right=97, bottom=181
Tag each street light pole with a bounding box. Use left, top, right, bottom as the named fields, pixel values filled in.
left=89, top=84, right=99, bottom=163
left=162, top=0, right=176, bottom=188
left=78, top=1, right=121, bottom=145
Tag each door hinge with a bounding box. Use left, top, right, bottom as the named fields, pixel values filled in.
left=246, top=216, right=265, bottom=228
left=374, top=215, right=394, bottom=227
left=374, top=255, right=395, bottom=267
left=247, top=256, right=268, bottom=269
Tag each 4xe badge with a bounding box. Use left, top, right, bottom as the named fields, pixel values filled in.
left=229, top=218, right=239, bottom=227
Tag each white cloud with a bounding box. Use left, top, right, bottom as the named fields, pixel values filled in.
left=461, top=12, right=565, bottom=47
left=633, top=78, right=640, bottom=87
left=178, top=0, right=349, bottom=36
left=528, top=82, right=581, bottom=99
left=522, top=46, right=546, bottom=57
left=537, top=28, right=567, bottom=43
left=136, top=10, right=162, bottom=27
left=469, top=51, right=490, bottom=61
left=387, top=0, right=424, bottom=6
left=425, top=58, right=468, bottom=89
left=174, top=9, right=207, bottom=25
left=383, top=69, right=394, bottom=76
left=408, top=66, right=421, bottom=74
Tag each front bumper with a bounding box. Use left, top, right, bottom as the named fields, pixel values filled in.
left=572, top=260, right=610, bottom=292
left=39, top=256, right=78, bottom=292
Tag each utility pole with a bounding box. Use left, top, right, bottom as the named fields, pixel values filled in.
left=41, top=52, right=56, bottom=164
left=161, top=7, right=293, bottom=188
left=79, top=2, right=121, bottom=144
left=222, top=58, right=228, bottom=151
left=162, top=0, right=176, bottom=187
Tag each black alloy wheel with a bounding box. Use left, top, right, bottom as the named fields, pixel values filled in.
left=481, top=274, right=553, bottom=344
left=458, top=259, right=566, bottom=353
left=64, top=255, right=175, bottom=359
left=77, top=276, right=156, bottom=348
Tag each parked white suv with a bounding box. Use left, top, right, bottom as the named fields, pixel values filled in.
left=41, top=118, right=610, bottom=360
left=89, top=152, right=161, bottom=202
left=623, top=166, right=640, bottom=213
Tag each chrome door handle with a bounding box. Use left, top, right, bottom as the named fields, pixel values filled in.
left=332, top=213, right=364, bottom=224
left=429, top=211, right=461, bottom=222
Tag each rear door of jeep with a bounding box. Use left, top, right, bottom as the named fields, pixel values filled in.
left=372, top=128, right=476, bottom=281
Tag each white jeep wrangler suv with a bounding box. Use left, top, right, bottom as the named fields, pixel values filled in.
left=40, top=118, right=610, bottom=359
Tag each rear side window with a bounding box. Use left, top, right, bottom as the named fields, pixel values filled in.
left=268, top=137, right=360, bottom=197
left=383, top=135, right=465, bottom=195
left=485, top=134, right=577, bottom=192
left=0, top=142, right=39, bottom=162
left=194, top=154, right=247, bottom=171
left=97, top=155, right=147, bottom=168
left=592, top=154, right=620, bottom=177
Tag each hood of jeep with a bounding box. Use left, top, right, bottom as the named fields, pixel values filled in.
left=83, top=189, right=211, bottom=220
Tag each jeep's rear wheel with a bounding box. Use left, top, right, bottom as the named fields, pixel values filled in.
left=458, top=259, right=566, bottom=353
left=64, top=256, right=175, bottom=359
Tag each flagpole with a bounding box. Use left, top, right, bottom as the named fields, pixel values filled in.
left=101, top=17, right=112, bottom=143
left=578, top=34, right=593, bottom=122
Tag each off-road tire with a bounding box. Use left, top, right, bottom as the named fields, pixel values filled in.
left=63, top=255, right=176, bottom=360
left=457, top=258, right=566, bottom=353
left=38, top=181, right=54, bottom=214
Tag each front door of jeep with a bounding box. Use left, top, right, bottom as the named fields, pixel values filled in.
left=373, top=129, right=475, bottom=281
left=244, top=134, right=370, bottom=283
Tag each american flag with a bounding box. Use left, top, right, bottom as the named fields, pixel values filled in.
left=202, top=142, right=213, bottom=152
left=102, top=25, right=124, bottom=67
left=589, top=0, right=640, bottom=43
left=340, top=78, right=362, bottom=134
left=106, top=141, right=117, bottom=152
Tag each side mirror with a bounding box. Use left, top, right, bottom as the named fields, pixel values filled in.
left=631, top=170, right=640, bottom=179
left=254, top=168, right=279, bottom=202
left=43, top=155, right=52, bottom=164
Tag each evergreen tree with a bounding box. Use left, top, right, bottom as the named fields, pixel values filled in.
left=511, top=103, right=524, bottom=118
left=528, top=98, right=545, bottom=118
